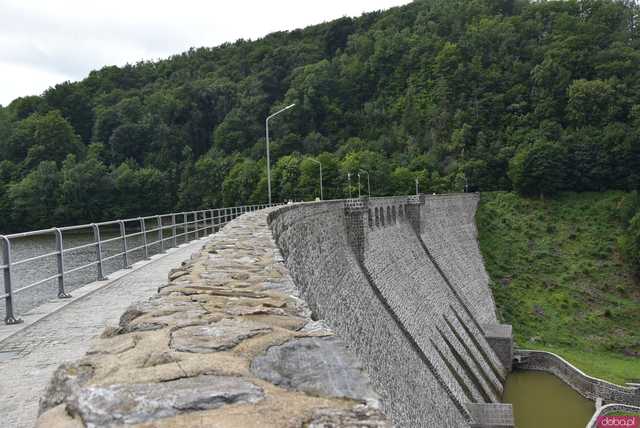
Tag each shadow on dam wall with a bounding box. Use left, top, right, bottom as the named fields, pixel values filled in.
left=268, top=194, right=515, bottom=427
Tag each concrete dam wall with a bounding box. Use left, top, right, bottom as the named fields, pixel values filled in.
left=269, top=194, right=514, bottom=427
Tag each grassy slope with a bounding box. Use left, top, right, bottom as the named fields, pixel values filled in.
left=476, top=191, right=640, bottom=385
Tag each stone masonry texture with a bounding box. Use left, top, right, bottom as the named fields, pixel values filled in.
left=420, top=194, right=498, bottom=325
left=35, top=208, right=389, bottom=428
left=269, top=196, right=514, bottom=427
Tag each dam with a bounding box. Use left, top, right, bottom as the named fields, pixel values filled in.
left=1, top=194, right=638, bottom=427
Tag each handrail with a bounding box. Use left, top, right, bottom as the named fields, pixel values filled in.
left=0, top=202, right=276, bottom=324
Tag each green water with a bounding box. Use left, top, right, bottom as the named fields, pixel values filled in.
left=502, top=371, right=595, bottom=428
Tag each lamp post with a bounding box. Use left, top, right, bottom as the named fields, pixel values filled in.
left=359, top=169, right=370, bottom=196
left=415, top=177, right=419, bottom=195
left=347, top=173, right=352, bottom=199
left=309, top=158, right=323, bottom=200
left=265, top=103, right=295, bottom=204
left=357, top=172, right=361, bottom=198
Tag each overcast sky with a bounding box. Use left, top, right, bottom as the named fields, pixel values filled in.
left=0, top=0, right=411, bottom=106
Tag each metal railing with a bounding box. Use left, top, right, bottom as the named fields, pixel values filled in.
left=0, top=203, right=277, bottom=325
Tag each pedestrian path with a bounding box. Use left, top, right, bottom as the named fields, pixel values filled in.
left=0, top=235, right=213, bottom=428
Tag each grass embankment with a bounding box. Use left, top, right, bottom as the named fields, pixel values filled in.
left=476, top=191, right=640, bottom=385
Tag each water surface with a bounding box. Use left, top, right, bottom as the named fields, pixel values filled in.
left=503, top=370, right=594, bottom=428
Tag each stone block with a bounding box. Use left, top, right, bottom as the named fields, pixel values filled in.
left=483, top=324, right=513, bottom=372
left=466, top=403, right=515, bottom=428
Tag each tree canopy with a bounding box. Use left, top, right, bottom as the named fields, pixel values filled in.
left=1, top=0, right=640, bottom=232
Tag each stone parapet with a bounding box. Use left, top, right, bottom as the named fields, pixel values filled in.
left=514, top=350, right=640, bottom=407
left=35, top=208, right=389, bottom=428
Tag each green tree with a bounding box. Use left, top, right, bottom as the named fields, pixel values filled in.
left=567, top=79, right=618, bottom=127
left=7, top=111, right=84, bottom=168
left=58, top=154, right=114, bottom=224
left=222, top=159, right=261, bottom=205
left=111, top=162, right=173, bottom=218
left=508, top=140, right=567, bottom=198
left=7, top=161, right=62, bottom=229
left=391, top=167, right=416, bottom=195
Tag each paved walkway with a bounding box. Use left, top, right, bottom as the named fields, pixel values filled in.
left=0, top=235, right=212, bottom=428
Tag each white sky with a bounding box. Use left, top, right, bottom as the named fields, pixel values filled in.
left=0, top=0, right=411, bottom=107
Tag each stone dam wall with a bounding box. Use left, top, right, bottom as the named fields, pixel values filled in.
left=269, top=194, right=514, bottom=427
left=36, top=194, right=515, bottom=427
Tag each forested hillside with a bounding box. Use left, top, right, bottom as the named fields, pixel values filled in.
left=1, top=0, right=640, bottom=232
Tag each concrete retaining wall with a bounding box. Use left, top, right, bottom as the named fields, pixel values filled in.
left=515, top=350, right=640, bottom=407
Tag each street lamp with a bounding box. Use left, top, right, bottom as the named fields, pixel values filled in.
left=309, top=158, right=323, bottom=200
left=265, top=103, right=295, bottom=204
left=357, top=172, right=361, bottom=198
left=347, top=173, right=352, bottom=199
left=415, top=177, right=419, bottom=195
left=359, top=169, right=370, bottom=196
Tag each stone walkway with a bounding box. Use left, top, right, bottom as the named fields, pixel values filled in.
left=0, top=236, right=212, bottom=428
left=34, top=209, right=387, bottom=428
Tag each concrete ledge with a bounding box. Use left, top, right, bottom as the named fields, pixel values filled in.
left=466, top=403, right=514, bottom=427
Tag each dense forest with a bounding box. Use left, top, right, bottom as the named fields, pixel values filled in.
left=1, top=0, right=640, bottom=234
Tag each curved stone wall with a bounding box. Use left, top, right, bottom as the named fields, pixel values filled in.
left=514, top=350, right=640, bottom=407
left=269, top=201, right=472, bottom=427
left=269, top=196, right=513, bottom=427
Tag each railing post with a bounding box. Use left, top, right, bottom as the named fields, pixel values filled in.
left=183, top=213, right=188, bottom=243
left=90, top=224, right=107, bottom=281
left=209, top=209, right=214, bottom=234
left=140, top=218, right=149, bottom=260
left=213, top=209, right=219, bottom=232
left=54, top=228, right=71, bottom=298
left=193, top=212, right=199, bottom=239
left=119, top=220, right=130, bottom=269
left=172, top=214, right=177, bottom=248
left=1, top=236, right=22, bottom=324
left=157, top=215, right=164, bottom=253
